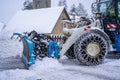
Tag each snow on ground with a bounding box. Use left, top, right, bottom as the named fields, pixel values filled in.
left=0, top=69, right=41, bottom=80
left=0, top=57, right=120, bottom=80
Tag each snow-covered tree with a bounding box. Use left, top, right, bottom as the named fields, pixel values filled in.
left=69, top=3, right=88, bottom=17
left=75, top=3, right=88, bottom=17
left=70, top=4, right=76, bottom=15
left=63, top=0, right=68, bottom=10
left=58, top=0, right=62, bottom=6
left=23, top=0, right=33, bottom=10
left=58, top=0, right=68, bottom=10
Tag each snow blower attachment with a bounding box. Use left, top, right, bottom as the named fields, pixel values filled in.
left=12, top=31, right=60, bottom=69
left=12, top=20, right=111, bottom=67
left=12, top=0, right=120, bottom=68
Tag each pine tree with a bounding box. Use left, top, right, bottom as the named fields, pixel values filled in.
left=63, top=0, right=68, bottom=10
left=58, top=0, right=68, bottom=10
left=75, top=3, right=88, bottom=17
left=58, top=0, right=63, bottom=6
left=70, top=4, right=76, bottom=15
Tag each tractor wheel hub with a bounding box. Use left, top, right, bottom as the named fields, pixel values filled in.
left=86, top=42, right=100, bottom=57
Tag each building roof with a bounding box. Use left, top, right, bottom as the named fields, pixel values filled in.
left=6, top=6, right=65, bottom=34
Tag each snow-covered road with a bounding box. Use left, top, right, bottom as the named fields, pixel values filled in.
left=0, top=32, right=120, bottom=80
left=0, top=57, right=120, bottom=80
left=0, top=56, right=25, bottom=71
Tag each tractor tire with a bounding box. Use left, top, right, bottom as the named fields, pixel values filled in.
left=74, top=31, right=109, bottom=66
left=65, top=45, right=76, bottom=59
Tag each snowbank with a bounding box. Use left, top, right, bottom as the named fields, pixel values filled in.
left=4, top=6, right=64, bottom=37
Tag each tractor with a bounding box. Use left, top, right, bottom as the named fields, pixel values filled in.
left=61, top=0, right=120, bottom=65
left=12, top=0, right=120, bottom=69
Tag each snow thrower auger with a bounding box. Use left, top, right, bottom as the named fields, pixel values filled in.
left=11, top=31, right=60, bottom=69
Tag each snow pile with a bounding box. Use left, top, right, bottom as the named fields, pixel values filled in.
left=30, top=57, right=63, bottom=74
left=0, top=69, right=41, bottom=80
left=0, top=58, right=63, bottom=80
left=4, top=6, right=64, bottom=37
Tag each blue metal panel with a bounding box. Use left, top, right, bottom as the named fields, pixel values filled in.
left=48, top=40, right=60, bottom=58
left=13, top=33, right=35, bottom=67
left=25, top=38, right=35, bottom=66
left=115, top=34, right=120, bottom=52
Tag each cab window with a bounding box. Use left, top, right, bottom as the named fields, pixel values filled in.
left=118, top=1, right=120, bottom=17
left=98, top=2, right=107, bottom=13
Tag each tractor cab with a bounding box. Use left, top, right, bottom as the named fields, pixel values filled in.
left=92, top=0, right=120, bottom=30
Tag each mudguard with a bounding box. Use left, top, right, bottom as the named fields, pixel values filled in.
left=13, top=33, right=35, bottom=68
left=60, top=24, right=111, bottom=58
